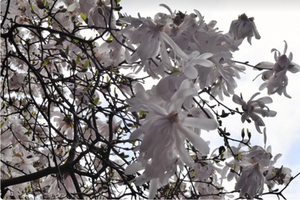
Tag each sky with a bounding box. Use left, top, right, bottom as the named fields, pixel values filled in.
left=120, top=0, right=300, bottom=199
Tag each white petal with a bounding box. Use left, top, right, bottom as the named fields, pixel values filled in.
left=125, top=162, right=143, bottom=174
left=182, top=117, right=218, bottom=130
left=170, top=88, right=196, bottom=103
left=147, top=104, right=168, bottom=116
left=129, top=128, right=144, bottom=140
left=161, top=32, right=187, bottom=58
left=273, top=153, right=282, bottom=163
left=255, top=62, right=274, bottom=70
left=232, top=94, right=245, bottom=105
left=149, top=178, right=158, bottom=199
left=174, top=131, right=193, bottom=166
left=67, top=2, right=79, bottom=11
left=183, top=65, right=198, bottom=79
left=135, top=174, right=151, bottom=186
left=256, top=96, right=273, bottom=104
left=159, top=4, right=172, bottom=14
left=177, top=125, right=210, bottom=154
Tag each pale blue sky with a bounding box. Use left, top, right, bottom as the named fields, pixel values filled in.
left=121, top=1, right=300, bottom=199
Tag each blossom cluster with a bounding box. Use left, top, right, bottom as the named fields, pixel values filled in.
left=0, top=0, right=299, bottom=199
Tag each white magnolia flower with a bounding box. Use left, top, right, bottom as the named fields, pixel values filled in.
left=8, top=72, right=25, bottom=90
left=265, top=166, right=292, bottom=189
left=88, top=0, right=117, bottom=35
left=233, top=92, right=276, bottom=133
left=235, top=163, right=264, bottom=198
left=121, top=11, right=213, bottom=78
left=255, top=41, right=300, bottom=98
left=11, top=146, right=40, bottom=174
left=229, top=13, right=261, bottom=44
left=125, top=79, right=218, bottom=198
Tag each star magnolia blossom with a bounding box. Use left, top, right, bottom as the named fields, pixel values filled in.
left=120, top=5, right=214, bottom=79
left=255, top=41, right=300, bottom=98
left=235, top=163, right=264, bottom=198
left=125, top=79, right=218, bottom=198
left=233, top=92, right=277, bottom=133
left=229, top=13, right=261, bottom=45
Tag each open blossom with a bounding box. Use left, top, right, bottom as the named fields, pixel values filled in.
left=235, top=163, right=264, bottom=198
left=233, top=92, right=276, bottom=133
left=11, top=146, right=40, bottom=174
left=120, top=6, right=213, bottom=78
left=125, top=79, right=218, bottom=198
left=265, top=166, right=292, bottom=189
left=229, top=13, right=260, bottom=44
left=255, top=41, right=300, bottom=98
left=8, top=72, right=25, bottom=90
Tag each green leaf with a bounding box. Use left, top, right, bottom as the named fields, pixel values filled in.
left=0, top=121, right=5, bottom=128
left=30, top=4, right=35, bottom=13
left=192, top=170, right=196, bottom=178
left=83, top=82, right=93, bottom=93
left=139, top=110, right=147, bottom=117
left=83, top=59, right=89, bottom=69
left=76, top=53, right=80, bottom=65
left=93, top=97, right=99, bottom=105
left=106, top=34, right=114, bottom=42
left=42, top=57, right=50, bottom=66
left=80, top=13, right=86, bottom=22
left=132, top=139, right=136, bottom=146
left=171, top=67, right=180, bottom=73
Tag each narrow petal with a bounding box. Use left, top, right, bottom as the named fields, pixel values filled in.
left=149, top=178, right=158, bottom=199
left=174, top=131, right=194, bottom=166
left=129, top=128, right=144, bottom=140
left=182, top=117, right=218, bottom=130
left=125, top=162, right=143, bottom=174
left=161, top=32, right=187, bottom=58
left=255, top=62, right=274, bottom=70
left=256, top=96, right=273, bottom=104
left=177, top=125, right=210, bottom=154
left=183, top=65, right=198, bottom=79
left=232, top=94, right=245, bottom=106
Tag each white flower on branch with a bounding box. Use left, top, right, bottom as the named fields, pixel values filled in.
left=235, top=163, right=264, bottom=198
left=229, top=13, right=261, bottom=45
left=233, top=92, right=277, bottom=133
left=125, top=79, right=218, bottom=198
left=255, top=41, right=300, bottom=98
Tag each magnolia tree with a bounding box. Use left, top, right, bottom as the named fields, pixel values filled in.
left=1, top=0, right=300, bottom=199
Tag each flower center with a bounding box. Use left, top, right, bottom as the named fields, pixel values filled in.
left=167, top=111, right=179, bottom=123
left=155, top=23, right=165, bottom=32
